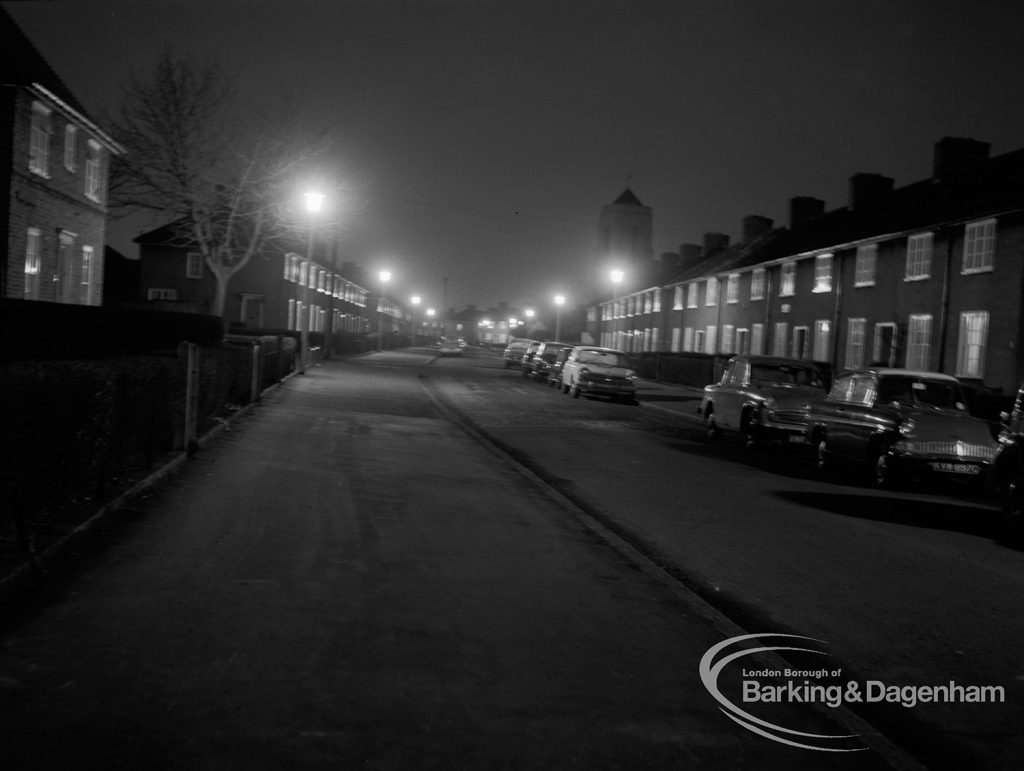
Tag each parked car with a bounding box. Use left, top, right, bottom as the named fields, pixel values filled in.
left=525, top=342, right=573, bottom=381
left=993, top=384, right=1024, bottom=539
left=438, top=337, right=463, bottom=356
left=546, top=345, right=574, bottom=389
left=520, top=340, right=543, bottom=376
left=503, top=337, right=535, bottom=369
left=700, top=355, right=827, bottom=447
left=806, top=368, right=998, bottom=488
left=560, top=346, right=637, bottom=403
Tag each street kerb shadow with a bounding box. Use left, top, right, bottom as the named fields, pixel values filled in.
left=775, top=490, right=999, bottom=538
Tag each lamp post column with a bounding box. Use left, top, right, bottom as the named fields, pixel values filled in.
left=554, top=294, right=565, bottom=342
left=377, top=270, right=391, bottom=352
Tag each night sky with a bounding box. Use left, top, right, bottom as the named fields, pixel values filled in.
left=6, top=0, right=1024, bottom=313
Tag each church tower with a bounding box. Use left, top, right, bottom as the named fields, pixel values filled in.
left=597, top=188, right=653, bottom=276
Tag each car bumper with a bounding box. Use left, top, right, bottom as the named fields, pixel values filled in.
left=752, top=411, right=811, bottom=444
left=577, top=380, right=636, bottom=398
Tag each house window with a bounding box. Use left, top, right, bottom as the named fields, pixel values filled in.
left=299, top=261, right=308, bottom=286
left=905, top=233, right=932, bottom=280
left=779, top=261, right=796, bottom=297
left=726, top=273, right=740, bottom=304
left=705, top=325, right=718, bottom=353
left=813, top=254, right=833, bottom=293
left=956, top=311, right=989, bottom=378
left=186, top=252, right=204, bottom=279
left=962, top=219, right=996, bottom=274
left=64, top=125, right=78, bottom=171
left=792, top=326, right=809, bottom=359
left=773, top=322, right=789, bottom=356
left=673, top=286, right=683, bottom=310
left=652, top=291, right=661, bottom=313
left=80, top=245, right=94, bottom=305
left=751, top=323, right=765, bottom=355
left=813, top=320, right=831, bottom=362
left=686, top=282, right=698, bottom=308
left=682, top=327, right=693, bottom=352
left=736, top=328, right=750, bottom=355
left=722, top=325, right=735, bottom=354
left=907, top=314, right=932, bottom=370
left=85, top=140, right=102, bottom=201
left=705, top=278, right=718, bottom=307
left=845, top=318, right=867, bottom=369
left=694, top=328, right=705, bottom=353
left=854, top=244, right=877, bottom=287
left=671, top=327, right=681, bottom=352
left=288, top=299, right=296, bottom=330
left=750, top=268, right=766, bottom=301
left=29, top=102, right=51, bottom=176
left=24, top=228, right=42, bottom=299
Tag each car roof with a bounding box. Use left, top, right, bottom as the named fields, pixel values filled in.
left=730, top=355, right=821, bottom=369
left=573, top=346, right=628, bottom=354
left=839, top=367, right=959, bottom=382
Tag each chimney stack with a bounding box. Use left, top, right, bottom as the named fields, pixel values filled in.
left=702, top=232, right=730, bottom=256
left=789, top=196, right=825, bottom=228
left=848, top=173, right=894, bottom=211
left=742, top=215, right=774, bottom=242
left=933, top=137, right=990, bottom=181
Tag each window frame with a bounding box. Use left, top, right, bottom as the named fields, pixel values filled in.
left=854, top=244, right=877, bottom=287
left=962, top=218, right=996, bottom=275
left=779, top=261, right=796, bottom=297
left=813, top=254, right=833, bottom=293
left=905, top=232, right=932, bottom=281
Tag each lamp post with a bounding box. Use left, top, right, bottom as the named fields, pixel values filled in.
left=300, top=191, right=325, bottom=372
left=377, top=269, right=391, bottom=352
left=554, top=294, right=565, bottom=342
left=426, top=307, right=436, bottom=343
left=410, top=295, right=421, bottom=348
left=610, top=269, right=624, bottom=349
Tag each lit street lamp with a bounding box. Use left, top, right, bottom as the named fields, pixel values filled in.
left=377, top=269, right=391, bottom=352
left=300, top=191, right=326, bottom=373
left=410, top=295, right=421, bottom=348
left=426, top=307, right=436, bottom=342
left=610, top=269, right=624, bottom=348
left=554, top=294, right=565, bottom=342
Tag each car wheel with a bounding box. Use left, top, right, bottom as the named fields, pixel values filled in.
left=704, top=409, right=720, bottom=441
left=999, top=467, right=1024, bottom=542
left=868, top=444, right=898, bottom=488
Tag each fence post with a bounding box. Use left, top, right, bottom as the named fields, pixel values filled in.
left=183, top=342, right=200, bottom=456
left=250, top=342, right=262, bottom=403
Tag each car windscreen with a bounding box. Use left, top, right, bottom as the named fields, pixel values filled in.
left=577, top=350, right=629, bottom=367
left=750, top=364, right=823, bottom=388
left=877, top=376, right=967, bottom=410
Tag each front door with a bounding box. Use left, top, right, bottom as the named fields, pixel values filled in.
left=56, top=232, right=74, bottom=303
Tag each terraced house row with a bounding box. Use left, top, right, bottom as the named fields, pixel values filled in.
left=594, top=137, right=1024, bottom=396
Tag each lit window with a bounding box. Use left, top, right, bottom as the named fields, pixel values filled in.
left=29, top=102, right=51, bottom=176
left=24, top=228, right=42, bottom=299
left=673, top=286, right=683, bottom=310
left=683, top=327, right=693, bottom=352
left=845, top=318, right=867, bottom=369
left=813, top=254, right=833, bottom=293
left=671, top=327, right=681, bottom=352
left=751, top=323, right=764, bottom=354
left=705, top=325, right=717, bottom=353
left=64, top=125, right=78, bottom=171
left=773, top=322, right=789, bottom=356
left=186, top=252, right=204, bottom=279
left=85, top=140, right=102, bottom=200
left=686, top=283, right=698, bottom=308
left=956, top=311, right=989, bottom=378
left=722, top=324, right=735, bottom=353
left=907, top=314, right=932, bottom=370
left=906, top=233, right=932, bottom=280
left=726, top=273, right=740, bottom=303
left=705, top=278, right=718, bottom=307
left=854, top=245, right=877, bottom=287
left=779, top=261, right=796, bottom=297
left=813, top=320, right=831, bottom=361
left=962, top=219, right=996, bottom=274
left=750, top=268, right=766, bottom=301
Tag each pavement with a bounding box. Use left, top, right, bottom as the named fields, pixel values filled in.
left=0, top=350, right=914, bottom=770
left=634, top=378, right=705, bottom=424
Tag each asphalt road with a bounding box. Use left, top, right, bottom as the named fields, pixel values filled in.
left=0, top=349, right=1018, bottom=769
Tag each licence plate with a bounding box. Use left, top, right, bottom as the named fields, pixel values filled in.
left=787, top=435, right=806, bottom=444
left=930, top=462, right=980, bottom=475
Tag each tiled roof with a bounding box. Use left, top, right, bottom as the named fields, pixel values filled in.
left=612, top=187, right=644, bottom=206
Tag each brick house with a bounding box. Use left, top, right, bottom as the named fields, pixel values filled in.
left=0, top=9, right=122, bottom=304
left=596, top=137, right=1024, bottom=396
left=134, top=221, right=379, bottom=343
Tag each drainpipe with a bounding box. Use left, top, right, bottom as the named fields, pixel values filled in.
left=831, top=252, right=844, bottom=373
left=937, top=229, right=954, bottom=373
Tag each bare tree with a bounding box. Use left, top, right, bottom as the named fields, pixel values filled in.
left=109, top=48, right=339, bottom=322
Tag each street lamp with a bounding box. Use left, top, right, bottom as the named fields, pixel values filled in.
left=410, top=295, right=421, bottom=348
left=610, top=270, right=624, bottom=349
left=426, top=307, right=436, bottom=342
left=554, top=294, right=565, bottom=342
left=299, top=191, right=326, bottom=373
left=377, top=269, right=391, bottom=352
